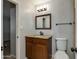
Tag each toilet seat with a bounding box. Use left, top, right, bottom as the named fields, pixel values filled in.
left=54, top=50, right=69, bottom=59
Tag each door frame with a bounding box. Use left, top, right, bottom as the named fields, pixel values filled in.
left=2, top=0, right=20, bottom=59
left=73, top=0, right=76, bottom=48
left=8, top=0, right=19, bottom=59
left=72, top=0, right=77, bottom=59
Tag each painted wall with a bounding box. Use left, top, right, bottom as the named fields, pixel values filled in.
left=3, top=0, right=10, bottom=41
left=8, top=0, right=75, bottom=59
left=10, top=7, right=16, bottom=56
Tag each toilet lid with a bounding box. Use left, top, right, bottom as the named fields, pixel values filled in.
left=54, top=51, right=69, bottom=59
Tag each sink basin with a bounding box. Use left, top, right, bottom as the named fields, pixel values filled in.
left=27, top=35, right=52, bottom=39
left=34, top=35, right=49, bottom=38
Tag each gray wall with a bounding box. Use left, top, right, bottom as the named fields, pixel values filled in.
left=10, top=8, right=16, bottom=56
left=3, top=0, right=10, bottom=41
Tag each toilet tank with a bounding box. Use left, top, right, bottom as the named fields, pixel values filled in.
left=56, top=38, right=67, bottom=51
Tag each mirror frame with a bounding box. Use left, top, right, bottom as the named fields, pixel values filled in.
left=35, top=14, right=51, bottom=29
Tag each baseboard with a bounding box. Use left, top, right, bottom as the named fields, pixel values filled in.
left=4, top=54, right=16, bottom=58
left=4, top=55, right=11, bottom=57
left=25, top=57, right=28, bottom=59
left=10, top=54, right=16, bottom=58
left=25, top=56, right=53, bottom=59
left=52, top=55, right=54, bottom=59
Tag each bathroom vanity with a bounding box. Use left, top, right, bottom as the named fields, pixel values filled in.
left=25, top=35, right=52, bottom=59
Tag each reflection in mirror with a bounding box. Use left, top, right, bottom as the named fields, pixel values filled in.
left=37, top=17, right=43, bottom=28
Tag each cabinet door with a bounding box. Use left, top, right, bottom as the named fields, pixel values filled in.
left=34, top=44, right=48, bottom=59
left=26, top=41, right=32, bottom=58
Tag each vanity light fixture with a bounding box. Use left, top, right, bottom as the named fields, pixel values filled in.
left=37, top=8, right=47, bottom=12
left=35, top=3, right=51, bottom=13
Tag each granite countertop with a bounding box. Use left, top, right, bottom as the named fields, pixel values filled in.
left=26, top=35, right=52, bottom=39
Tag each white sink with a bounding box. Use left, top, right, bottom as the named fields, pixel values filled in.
left=27, top=35, right=51, bottom=39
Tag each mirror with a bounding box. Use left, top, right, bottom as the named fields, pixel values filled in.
left=35, top=14, right=51, bottom=29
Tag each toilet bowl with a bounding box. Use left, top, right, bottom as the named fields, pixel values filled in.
left=54, top=38, right=69, bottom=59
left=54, top=50, right=69, bottom=59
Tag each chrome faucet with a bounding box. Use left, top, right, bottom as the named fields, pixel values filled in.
left=40, top=31, right=44, bottom=35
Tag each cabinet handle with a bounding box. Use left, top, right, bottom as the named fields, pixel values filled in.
left=71, top=48, right=77, bottom=53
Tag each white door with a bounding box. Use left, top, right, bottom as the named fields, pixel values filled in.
left=10, top=8, right=16, bottom=56
left=1, top=0, right=3, bottom=58
left=1, top=24, right=3, bottom=59
left=1, top=36, right=3, bottom=59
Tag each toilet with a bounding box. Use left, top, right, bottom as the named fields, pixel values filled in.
left=54, top=38, right=69, bottom=59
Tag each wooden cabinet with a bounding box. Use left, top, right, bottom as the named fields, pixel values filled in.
left=25, top=36, right=52, bottom=59
left=26, top=41, right=32, bottom=58
left=35, top=44, right=48, bottom=59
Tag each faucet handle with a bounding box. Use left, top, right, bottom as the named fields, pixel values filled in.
left=40, top=31, right=44, bottom=35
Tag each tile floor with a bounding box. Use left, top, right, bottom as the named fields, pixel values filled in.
left=4, top=40, right=10, bottom=55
